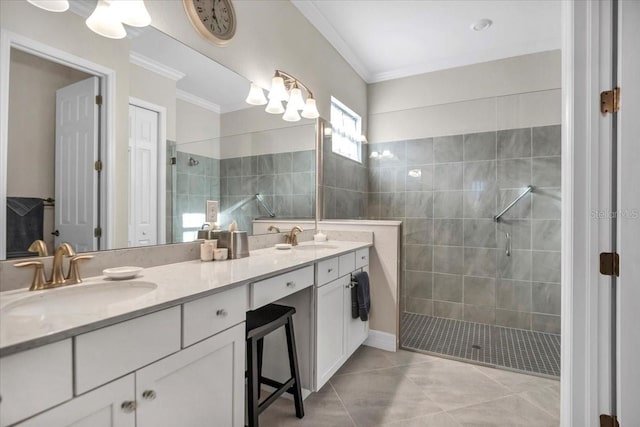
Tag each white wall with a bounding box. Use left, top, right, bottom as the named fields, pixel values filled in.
left=176, top=99, right=221, bottom=159
left=368, top=50, right=562, bottom=142
left=129, top=63, right=177, bottom=141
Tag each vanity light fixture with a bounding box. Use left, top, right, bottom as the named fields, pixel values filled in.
left=246, top=70, right=320, bottom=122
left=26, top=0, right=69, bottom=12
left=86, top=0, right=151, bottom=40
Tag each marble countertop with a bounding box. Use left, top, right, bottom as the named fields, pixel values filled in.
left=0, top=240, right=371, bottom=356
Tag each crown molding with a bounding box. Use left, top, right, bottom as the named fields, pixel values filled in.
left=176, top=89, right=221, bottom=114
left=291, top=0, right=372, bottom=83
left=129, top=52, right=186, bottom=81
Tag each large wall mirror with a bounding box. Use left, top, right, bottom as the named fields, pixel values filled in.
left=0, top=1, right=316, bottom=260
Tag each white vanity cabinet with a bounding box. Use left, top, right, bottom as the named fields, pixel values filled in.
left=315, top=249, right=369, bottom=389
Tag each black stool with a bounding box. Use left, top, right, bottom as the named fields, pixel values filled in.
left=246, top=304, right=304, bottom=427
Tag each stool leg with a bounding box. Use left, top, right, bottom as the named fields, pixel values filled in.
left=257, top=338, right=264, bottom=399
left=247, top=337, right=260, bottom=427
left=284, top=317, right=304, bottom=419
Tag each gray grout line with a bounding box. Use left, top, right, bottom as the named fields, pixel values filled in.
left=328, top=381, right=358, bottom=427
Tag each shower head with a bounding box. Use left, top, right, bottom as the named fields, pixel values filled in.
left=188, top=156, right=199, bottom=166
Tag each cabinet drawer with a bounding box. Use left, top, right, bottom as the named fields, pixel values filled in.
left=338, top=252, right=355, bottom=277
left=355, top=248, right=369, bottom=269
left=316, top=257, right=339, bottom=287
left=0, top=340, right=72, bottom=427
left=75, top=306, right=181, bottom=394
left=183, top=285, right=247, bottom=347
left=250, top=266, right=314, bottom=309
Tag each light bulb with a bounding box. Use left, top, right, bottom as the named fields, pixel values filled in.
left=86, top=0, right=127, bottom=39
left=26, top=0, right=69, bottom=12
left=268, top=76, right=288, bottom=102
left=265, top=97, right=284, bottom=114
left=245, top=83, right=267, bottom=105
left=111, top=0, right=151, bottom=27
left=301, top=98, right=320, bottom=119
left=282, top=101, right=301, bottom=122
left=288, top=87, right=305, bottom=111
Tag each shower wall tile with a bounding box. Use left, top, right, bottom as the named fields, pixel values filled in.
left=464, top=305, right=495, bottom=324
left=434, top=135, right=463, bottom=163
left=498, top=189, right=531, bottom=220
left=380, top=167, right=407, bottom=192
left=405, top=165, right=433, bottom=191
left=496, top=279, right=532, bottom=312
left=532, top=313, right=561, bottom=334
left=463, top=248, right=497, bottom=277
left=433, top=273, right=463, bottom=297
left=496, top=309, right=531, bottom=329
left=463, top=189, right=496, bottom=219
left=463, top=219, right=497, bottom=248
left=532, top=188, right=561, bottom=219
left=532, top=125, right=561, bottom=157
left=433, top=219, right=463, bottom=246
left=405, top=192, right=433, bottom=218
left=433, top=301, right=464, bottom=320
left=258, top=174, right=275, bottom=195
left=367, top=192, right=381, bottom=219
left=257, top=154, right=274, bottom=175
left=463, top=276, right=496, bottom=306
left=532, top=220, right=561, bottom=251
left=463, top=131, right=496, bottom=161
left=498, top=249, right=532, bottom=281
left=433, top=191, right=463, bottom=218
left=405, top=270, right=433, bottom=299
left=406, top=297, right=433, bottom=316
left=405, top=244, right=433, bottom=271
left=406, top=138, right=434, bottom=165
left=293, top=150, right=314, bottom=172
left=498, top=158, right=532, bottom=189
left=292, top=172, right=312, bottom=194
left=241, top=156, right=257, bottom=176
left=532, top=157, right=561, bottom=187
left=463, top=160, right=496, bottom=190
left=532, top=282, right=561, bottom=315
left=497, top=128, right=531, bottom=159
left=274, top=152, right=293, bottom=173
left=433, top=163, right=463, bottom=190
left=404, top=218, right=434, bottom=245
left=380, top=192, right=406, bottom=218
left=433, top=246, right=464, bottom=275
left=433, top=273, right=463, bottom=302
left=497, top=220, right=531, bottom=250
left=274, top=174, right=292, bottom=195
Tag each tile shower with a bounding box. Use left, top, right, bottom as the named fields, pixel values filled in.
left=367, top=125, right=562, bottom=376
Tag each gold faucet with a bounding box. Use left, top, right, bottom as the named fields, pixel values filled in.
left=28, top=240, right=49, bottom=257
left=14, top=243, right=91, bottom=291
left=268, top=225, right=281, bottom=233
left=285, top=226, right=304, bottom=246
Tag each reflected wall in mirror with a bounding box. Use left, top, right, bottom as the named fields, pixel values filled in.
left=0, top=0, right=316, bottom=260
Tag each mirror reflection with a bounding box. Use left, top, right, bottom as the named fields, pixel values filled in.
left=2, top=2, right=316, bottom=260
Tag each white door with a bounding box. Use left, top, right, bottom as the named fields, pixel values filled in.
left=316, top=276, right=347, bottom=389
left=16, top=375, right=134, bottom=427
left=55, top=77, right=100, bottom=252
left=345, top=266, right=369, bottom=354
left=616, top=0, right=640, bottom=422
left=135, top=323, right=245, bottom=427
left=128, top=105, right=158, bottom=247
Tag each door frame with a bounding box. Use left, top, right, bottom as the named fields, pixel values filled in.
left=0, top=30, right=116, bottom=257
left=128, top=97, right=167, bottom=245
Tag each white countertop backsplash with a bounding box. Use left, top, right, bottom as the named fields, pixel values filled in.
left=0, top=238, right=372, bottom=356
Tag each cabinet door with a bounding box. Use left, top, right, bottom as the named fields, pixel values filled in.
left=316, top=275, right=348, bottom=389
left=16, top=375, right=134, bottom=427
left=345, top=266, right=370, bottom=355
left=135, top=323, right=245, bottom=427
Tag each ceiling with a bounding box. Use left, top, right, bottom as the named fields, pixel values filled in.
left=292, top=0, right=561, bottom=83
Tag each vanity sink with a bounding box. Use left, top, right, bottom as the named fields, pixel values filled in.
left=0, top=280, right=157, bottom=321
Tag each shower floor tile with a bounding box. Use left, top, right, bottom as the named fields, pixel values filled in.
left=401, top=312, right=561, bottom=377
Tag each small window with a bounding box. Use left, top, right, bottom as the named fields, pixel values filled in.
left=330, top=97, right=362, bottom=163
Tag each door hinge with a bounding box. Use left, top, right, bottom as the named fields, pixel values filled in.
left=600, top=252, right=620, bottom=276
left=94, top=227, right=102, bottom=238
left=94, top=160, right=103, bottom=172
left=601, top=87, right=620, bottom=114
left=600, top=414, right=620, bottom=427
left=95, top=95, right=103, bottom=105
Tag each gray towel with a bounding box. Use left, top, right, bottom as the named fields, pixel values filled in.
left=352, top=271, right=370, bottom=322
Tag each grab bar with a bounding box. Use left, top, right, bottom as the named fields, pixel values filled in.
left=493, top=185, right=534, bottom=222
left=255, top=193, right=276, bottom=218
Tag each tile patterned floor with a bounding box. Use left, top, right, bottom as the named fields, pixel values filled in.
left=261, top=346, right=560, bottom=427
left=401, top=313, right=561, bottom=377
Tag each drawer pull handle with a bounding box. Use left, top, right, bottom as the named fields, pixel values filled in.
left=142, top=390, right=157, bottom=400
left=121, top=401, right=137, bottom=413
left=286, top=281, right=296, bottom=288
left=328, top=268, right=333, bottom=273
left=216, top=309, right=228, bottom=317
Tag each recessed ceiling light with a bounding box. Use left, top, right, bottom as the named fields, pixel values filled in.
left=471, top=18, right=493, bottom=32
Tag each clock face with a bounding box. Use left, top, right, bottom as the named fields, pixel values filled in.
left=184, top=0, right=236, bottom=44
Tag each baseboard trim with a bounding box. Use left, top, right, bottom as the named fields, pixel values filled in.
left=364, top=329, right=397, bottom=352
